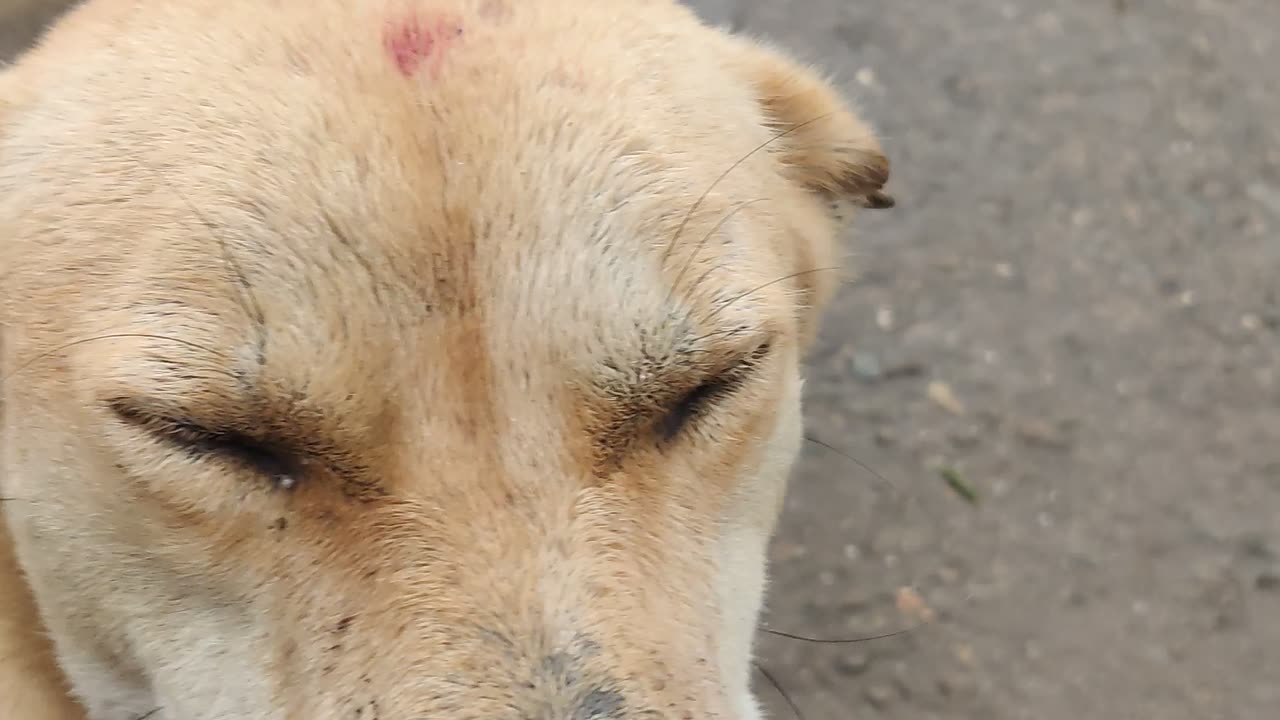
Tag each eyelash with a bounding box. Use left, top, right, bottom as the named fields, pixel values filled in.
left=109, top=343, right=772, bottom=480
left=656, top=342, right=772, bottom=443
left=108, top=400, right=299, bottom=488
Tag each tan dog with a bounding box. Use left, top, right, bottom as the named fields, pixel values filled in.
left=0, top=0, right=893, bottom=718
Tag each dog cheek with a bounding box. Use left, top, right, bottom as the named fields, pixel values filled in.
left=715, top=365, right=802, bottom=630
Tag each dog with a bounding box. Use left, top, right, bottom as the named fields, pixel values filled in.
left=0, top=0, right=893, bottom=717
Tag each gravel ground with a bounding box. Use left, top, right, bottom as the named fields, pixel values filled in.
left=686, top=2, right=1280, bottom=719
left=5, top=2, right=1279, bottom=719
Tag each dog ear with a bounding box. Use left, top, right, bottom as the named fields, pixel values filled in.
left=730, top=39, right=894, bottom=211
left=719, top=39, right=895, bottom=345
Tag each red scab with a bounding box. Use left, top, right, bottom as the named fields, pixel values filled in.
left=383, top=14, right=464, bottom=78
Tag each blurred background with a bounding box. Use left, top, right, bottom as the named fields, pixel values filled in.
left=5, top=1, right=1278, bottom=719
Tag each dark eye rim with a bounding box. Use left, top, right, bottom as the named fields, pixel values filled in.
left=656, top=341, right=773, bottom=443
left=106, top=398, right=300, bottom=485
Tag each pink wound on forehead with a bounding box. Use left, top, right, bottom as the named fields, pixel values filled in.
left=384, top=14, right=464, bottom=78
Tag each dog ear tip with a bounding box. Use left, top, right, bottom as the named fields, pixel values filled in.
left=862, top=190, right=896, bottom=210
left=873, top=191, right=897, bottom=209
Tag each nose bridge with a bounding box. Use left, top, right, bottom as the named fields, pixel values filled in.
left=360, top=426, right=730, bottom=718
left=281, top=502, right=731, bottom=720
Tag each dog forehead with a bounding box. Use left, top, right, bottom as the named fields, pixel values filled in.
left=5, top=0, right=797, bottom=378
left=240, top=23, right=786, bottom=345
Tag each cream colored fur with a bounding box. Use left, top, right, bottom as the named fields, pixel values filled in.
left=0, top=1, right=892, bottom=718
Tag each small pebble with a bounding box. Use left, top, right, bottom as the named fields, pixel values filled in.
left=928, top=381, right=966, bottom=415
left=851, top=352, right=884, bottom=382
left=876, top=305, right=895, bottom=330
left=953, top=644, right=977, bottom=667
left=895, top=586, right=937, bottom=623
left=1015, top=419, right=1072, bottom=450
left=865, top=684, right=895, bottom=710
left=834, top=652, right=871, bottom=676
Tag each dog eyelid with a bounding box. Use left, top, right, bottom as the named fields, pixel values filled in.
left=656, top=340, right=773, bottom=442
left=106, top=398, right=302, bottom=488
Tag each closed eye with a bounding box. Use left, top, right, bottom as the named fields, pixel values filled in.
left=656, top=342, right=772, bottom=443
left=107, top=398, right=300, bottom=487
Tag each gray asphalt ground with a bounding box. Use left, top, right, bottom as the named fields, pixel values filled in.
left=5, top=1, right=1279, bottom=719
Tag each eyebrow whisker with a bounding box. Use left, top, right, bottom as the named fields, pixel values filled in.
left=704, top=266, right=844, bottom=323
left=660, top=112, right=839, bottom=270
left=663, top=198, right=769, bottom=309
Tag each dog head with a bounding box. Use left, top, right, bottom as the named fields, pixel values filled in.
left=0, top=1, right=891, bottom=718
